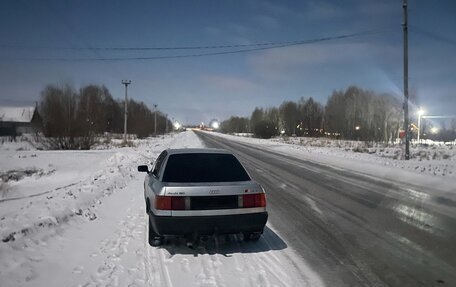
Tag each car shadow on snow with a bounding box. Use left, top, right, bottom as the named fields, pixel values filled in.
left=158, top=226, right=287, bottom=257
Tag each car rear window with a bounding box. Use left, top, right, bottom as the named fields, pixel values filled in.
left=162, top=153, right=250, bottom=183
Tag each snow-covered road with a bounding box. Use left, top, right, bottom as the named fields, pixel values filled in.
left=197, top=131, right=456, bottom=286
left=0, top=131, right=322, bottom=287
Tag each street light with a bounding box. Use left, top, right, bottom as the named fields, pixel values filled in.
left=430, top=127, right=439, bottom=134
left=212, top=122, right=219, bottom=129
left=354, top=125, right=361, bottom=141
left=417, top=108, right=425, bottom=143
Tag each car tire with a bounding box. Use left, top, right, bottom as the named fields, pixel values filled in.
left=146, top=198, right=150, bottom=214
left=148, top=216, right=163, bottom=247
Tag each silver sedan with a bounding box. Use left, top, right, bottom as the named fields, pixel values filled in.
left=138, top=148, right=268, bottom=246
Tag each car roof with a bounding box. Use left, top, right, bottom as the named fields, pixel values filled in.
left=165, top=148, right=232, bottom=155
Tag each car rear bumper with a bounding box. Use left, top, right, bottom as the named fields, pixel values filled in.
left=148, top=211, right=268, bottom=236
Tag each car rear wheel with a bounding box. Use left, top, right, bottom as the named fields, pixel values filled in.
left=148, top=216, right=163, bottom=247
left=146, top=198, right=150, bottom=214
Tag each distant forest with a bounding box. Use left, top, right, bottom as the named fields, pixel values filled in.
left=220, top=85, right=456, bottom=142
left=39, top=84, right=170, bottom=149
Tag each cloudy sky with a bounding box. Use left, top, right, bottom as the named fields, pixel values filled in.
left=0, top=0, right=455, bottom=124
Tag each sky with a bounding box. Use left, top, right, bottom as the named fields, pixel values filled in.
left=0, top=0, right=455, bottom=125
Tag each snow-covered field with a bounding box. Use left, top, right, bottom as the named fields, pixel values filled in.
left=207, top=132, right=456, bottom=192
left=270, top=137, right=456, bottom=177
left=0, top=131, right=322, bottom=287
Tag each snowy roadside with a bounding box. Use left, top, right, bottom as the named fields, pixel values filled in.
left=269, top=136, right=456, bottom=177
left=0, top=134, right=178, bottom=243
left=204, top=132, right=456, bottom=193
left=0, top=133, right=178, bottom=285
left=0, top=131, right=323, bottom=287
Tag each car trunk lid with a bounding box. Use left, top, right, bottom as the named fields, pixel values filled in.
left=163, top=181, right=263, bottom=212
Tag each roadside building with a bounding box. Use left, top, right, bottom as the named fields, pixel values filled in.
left=0, top=106, right=42, bottom=138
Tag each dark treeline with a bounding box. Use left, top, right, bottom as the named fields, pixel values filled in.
left=39, top=84, right=171, bottom=149
left=220, top=117, right=250, bottom=134
left=221, top=86, right=404, bottom=141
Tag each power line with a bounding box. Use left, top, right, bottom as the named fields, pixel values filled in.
left=0, top=29, right=387, bottom=51
left=410, top=25, right=456, bottom=46
left=0, top=29, right=385, bottom=62
left=0, top=41, right=319, bottom=51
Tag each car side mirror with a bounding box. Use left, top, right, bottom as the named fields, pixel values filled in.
left=137, top=165, right=149, bottom=173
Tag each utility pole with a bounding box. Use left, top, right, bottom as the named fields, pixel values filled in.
left=122, top=80, right=131, bottom=142
left=153, top=104, right=158, bottom=135
left=402, top=0, right=410, bottom=160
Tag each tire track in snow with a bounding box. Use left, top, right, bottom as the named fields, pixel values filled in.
left=144, top=215, right=172, bottom=287
left=195, top=245, right=224, bottom=287
left=238, top=238, right=285, bottom=287
left=80, top=200, right=148, bottom=287
left=142, top=230, right=311, bottom=287
left=0, top=181, right=80, bottom=203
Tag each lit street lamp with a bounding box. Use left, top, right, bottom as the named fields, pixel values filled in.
left=354, top=125, right=361, bottom=141
left=417, top=108, right=425, bottom=143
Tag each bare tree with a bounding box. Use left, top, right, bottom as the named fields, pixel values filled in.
left=250, top=107, right=264, bottom=132
left=220, top=117, right=250, bottom=134
left=299, top=97, right=323, bottom=136
left=324, top=86, right=402, bottom=141
left=279, top=101, right=299, bottom=136
left=39, top=83, right=169, bottom=149
left=40, top=84, right=80, bottom=149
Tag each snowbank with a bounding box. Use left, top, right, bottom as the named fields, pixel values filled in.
left=0, top=134, right=179, bottom=243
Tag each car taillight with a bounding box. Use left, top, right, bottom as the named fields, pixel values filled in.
left=171, top=197, right=186, bottom=210
left=241, top=193, right=266, bottom=208
left=155, top=195, right=186, bottom=210
left=155, top=195, right=171, bottom=210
